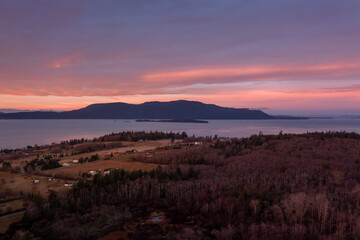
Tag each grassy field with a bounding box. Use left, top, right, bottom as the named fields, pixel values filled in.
left=0, top=212, right=24, bottom=233
left=0, top=174, right=72, bottom=235
left=44, top=140, right=173, bottom=179
left=0, top=199, right=25, bottom=215
left=0, top=173, right=71, bottom=198
left=1, top=139, right=174, bottom=170
left=59, top=139, right=173, bottom=162
left=0, top=171, right=11, bottom=179
left=44, top=159, right=160, bottom=179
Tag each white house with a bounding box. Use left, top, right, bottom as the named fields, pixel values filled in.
left=62, top=163, right=70, bottom=167
left=73, top=159, right=79, bottom=164
left=33, top=179, right=40, bottom=184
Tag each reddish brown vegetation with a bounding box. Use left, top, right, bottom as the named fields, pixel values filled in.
left=4, top=132, right=360, bottom=240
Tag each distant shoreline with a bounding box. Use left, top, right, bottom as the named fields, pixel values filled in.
left=136, top=119, right=209, bottom=123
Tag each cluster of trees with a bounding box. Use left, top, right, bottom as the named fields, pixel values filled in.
left=0, top=148, right=15, bottom=154
left=60, top=131, right=189, bottom=146
left=21, top=165, right=201, bottom=221
left=1, top=161, right=21, bottom=173
left=70, top=142, right=123, bottom=155
left=299, top=131, right=360, bottom=140
left=99, top=131, right=188, bottom=142
left=76, top=154, right=100, bottom=164
left=24, top=156, right=61, bottom=171
left=2, top=161, right=11, bottom=170
left=135, top=147, right=219, bottom=166
left=6, top=131, right=360, bottom=239
left=60, top=138, right=87, bottom=146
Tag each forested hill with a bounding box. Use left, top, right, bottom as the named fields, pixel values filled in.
left=0, top=100, right=281, bottom=119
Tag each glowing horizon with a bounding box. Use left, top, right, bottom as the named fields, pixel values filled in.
left=1, top=0, right=360, bottom=115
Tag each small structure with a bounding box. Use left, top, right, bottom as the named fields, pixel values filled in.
left=62, top=163, right=70, bottom=167
left=72, top=159, right=79, bottom=164
left=64, top=183, right=73, bottom=187
left=33, top=179, right=40, bottom=184
left=89, top=170, right=97, bottom=176
left=104, top=170, right=110, bottom=175
left=126, top=149, right=138, bottom=154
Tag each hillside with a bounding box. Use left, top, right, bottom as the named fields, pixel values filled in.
left=1, top=131, right=360, bottom=239
left=0, top=100, right=276, bottom=119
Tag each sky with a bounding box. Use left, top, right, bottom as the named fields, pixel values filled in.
left=0, top=0, right=360, bottom=115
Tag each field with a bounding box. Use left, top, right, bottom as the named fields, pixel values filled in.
left=0, top=171, right=11, bottom=178
left=43, top=139, right=173, bottom=179
left=0, top=212, right=24, bottom=234
left=44, top=159, right=160, bottom=179
left=0, top=173, right=71, bottom=198
left=59, top=139, right=175, bottom=161
left=0, top=199, right=25, bottom=214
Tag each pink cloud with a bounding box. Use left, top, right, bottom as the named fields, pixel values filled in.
left=142, top=62, right=360, bottom=85
left=1, top=61, right=360, bottom=98
left=48, top=54, right=85, bottom=69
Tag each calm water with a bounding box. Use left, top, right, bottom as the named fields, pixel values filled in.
left=0, top=119, right=360, bottom=149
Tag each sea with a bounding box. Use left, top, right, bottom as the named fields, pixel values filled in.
left=0, top=119, right=360, bottom=149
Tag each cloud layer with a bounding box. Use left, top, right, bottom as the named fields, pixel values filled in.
left=0, top=0, right=360, bottom=114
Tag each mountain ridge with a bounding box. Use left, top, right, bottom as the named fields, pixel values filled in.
left=0, top=100, right=305, bottom=119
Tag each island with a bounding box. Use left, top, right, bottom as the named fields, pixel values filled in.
left=136, top=119, right=209, bottom=123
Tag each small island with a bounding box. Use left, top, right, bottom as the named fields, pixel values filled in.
left=136, top=119, right=209, bottom=123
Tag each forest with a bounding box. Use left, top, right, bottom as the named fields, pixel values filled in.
left=2, top=131, right=360, bottom=240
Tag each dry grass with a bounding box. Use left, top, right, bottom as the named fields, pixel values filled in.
left=59, top=139, right=173, bottom=163
left=44, top=159, right=160, bottom=179
left=0, top=212, right=24, bottom=233
left=0, top=174, right=70, bottom=198
left=43, top=140, right=172, bottom=179
left=0, top=171, right=11, bottom=178
left=0, top=140, right=173, bottom=172
left=0, top=199, right=25, bottom=215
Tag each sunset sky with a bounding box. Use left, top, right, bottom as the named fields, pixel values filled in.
left=1, top=0, right=360, bottom=115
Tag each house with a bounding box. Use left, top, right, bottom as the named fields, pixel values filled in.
left=62, top=163, right=70, bottom=167
left=72, top=159, right=79, bottom=164
left=89, top=170, right=97, bottom=176
left=104, top=170, right=110, bottom=175
left=33, top=179, right=40, bottom=184
left=126, top=149, right=138, bottom=154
